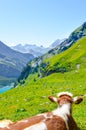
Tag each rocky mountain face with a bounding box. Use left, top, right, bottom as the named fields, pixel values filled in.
left=49, top=22, right=86, bottom=55
left=0, top=41, right=34, bottom=85
left=49, top=39, right=65, bottom=48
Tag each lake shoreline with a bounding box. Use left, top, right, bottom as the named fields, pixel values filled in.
left=0, top=86, right=13, bottom=94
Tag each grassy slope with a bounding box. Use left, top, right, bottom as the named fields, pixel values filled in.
left=0, top=37, right=86, bottom=129
left=44, top=37, right=86, bottom=68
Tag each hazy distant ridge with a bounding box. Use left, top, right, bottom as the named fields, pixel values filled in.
left=0, top=41, right=34, bottom=86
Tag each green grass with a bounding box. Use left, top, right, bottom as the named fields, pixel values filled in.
left=44, top=37, right=86, bottom=65
left=0, top=37, right=86, bottom=129
left=0, top=70, right=86, bottom=129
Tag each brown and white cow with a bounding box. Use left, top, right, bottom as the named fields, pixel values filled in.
left=0, top=92, right=83, bottom=130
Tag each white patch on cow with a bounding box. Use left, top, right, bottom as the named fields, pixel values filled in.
left=37, top=113, right=52, bottom=119
left=52, top=97, right=57, bottom=102
left=52, top=103, right=70, bottom=130
left=40, top=114, right=48, bottom=119
left=57, top=92, right=73, bottom=98
left=37, top=113, right=47, bottom=118
left=24, top=122, right=47, bottom=130
left=0, top=120, right=13, bottom=128
left=18, top=119, right=29, bottom=123
left=73, top=96, right=78, bottom=103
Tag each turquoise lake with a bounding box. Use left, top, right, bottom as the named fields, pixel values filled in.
left=0, top=86, right=12, bottom=94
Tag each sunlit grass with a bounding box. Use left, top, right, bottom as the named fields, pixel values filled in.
left=0, top=69, right=86, bottom=129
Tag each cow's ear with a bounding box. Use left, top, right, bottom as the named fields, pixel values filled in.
left=48, top=96, right=57, bottom=103
left=73, top=96, right=83, bottom=104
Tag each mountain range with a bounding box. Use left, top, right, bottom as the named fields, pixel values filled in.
left=11, top=39, right=64, bottom=57
left=11, top=44, right=49, bottom=57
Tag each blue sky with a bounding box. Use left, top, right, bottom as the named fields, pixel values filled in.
left=0, top=0, right=86, bottom=47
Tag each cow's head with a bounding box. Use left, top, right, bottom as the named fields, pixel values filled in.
left=48, top=92, right=83, bottom=106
